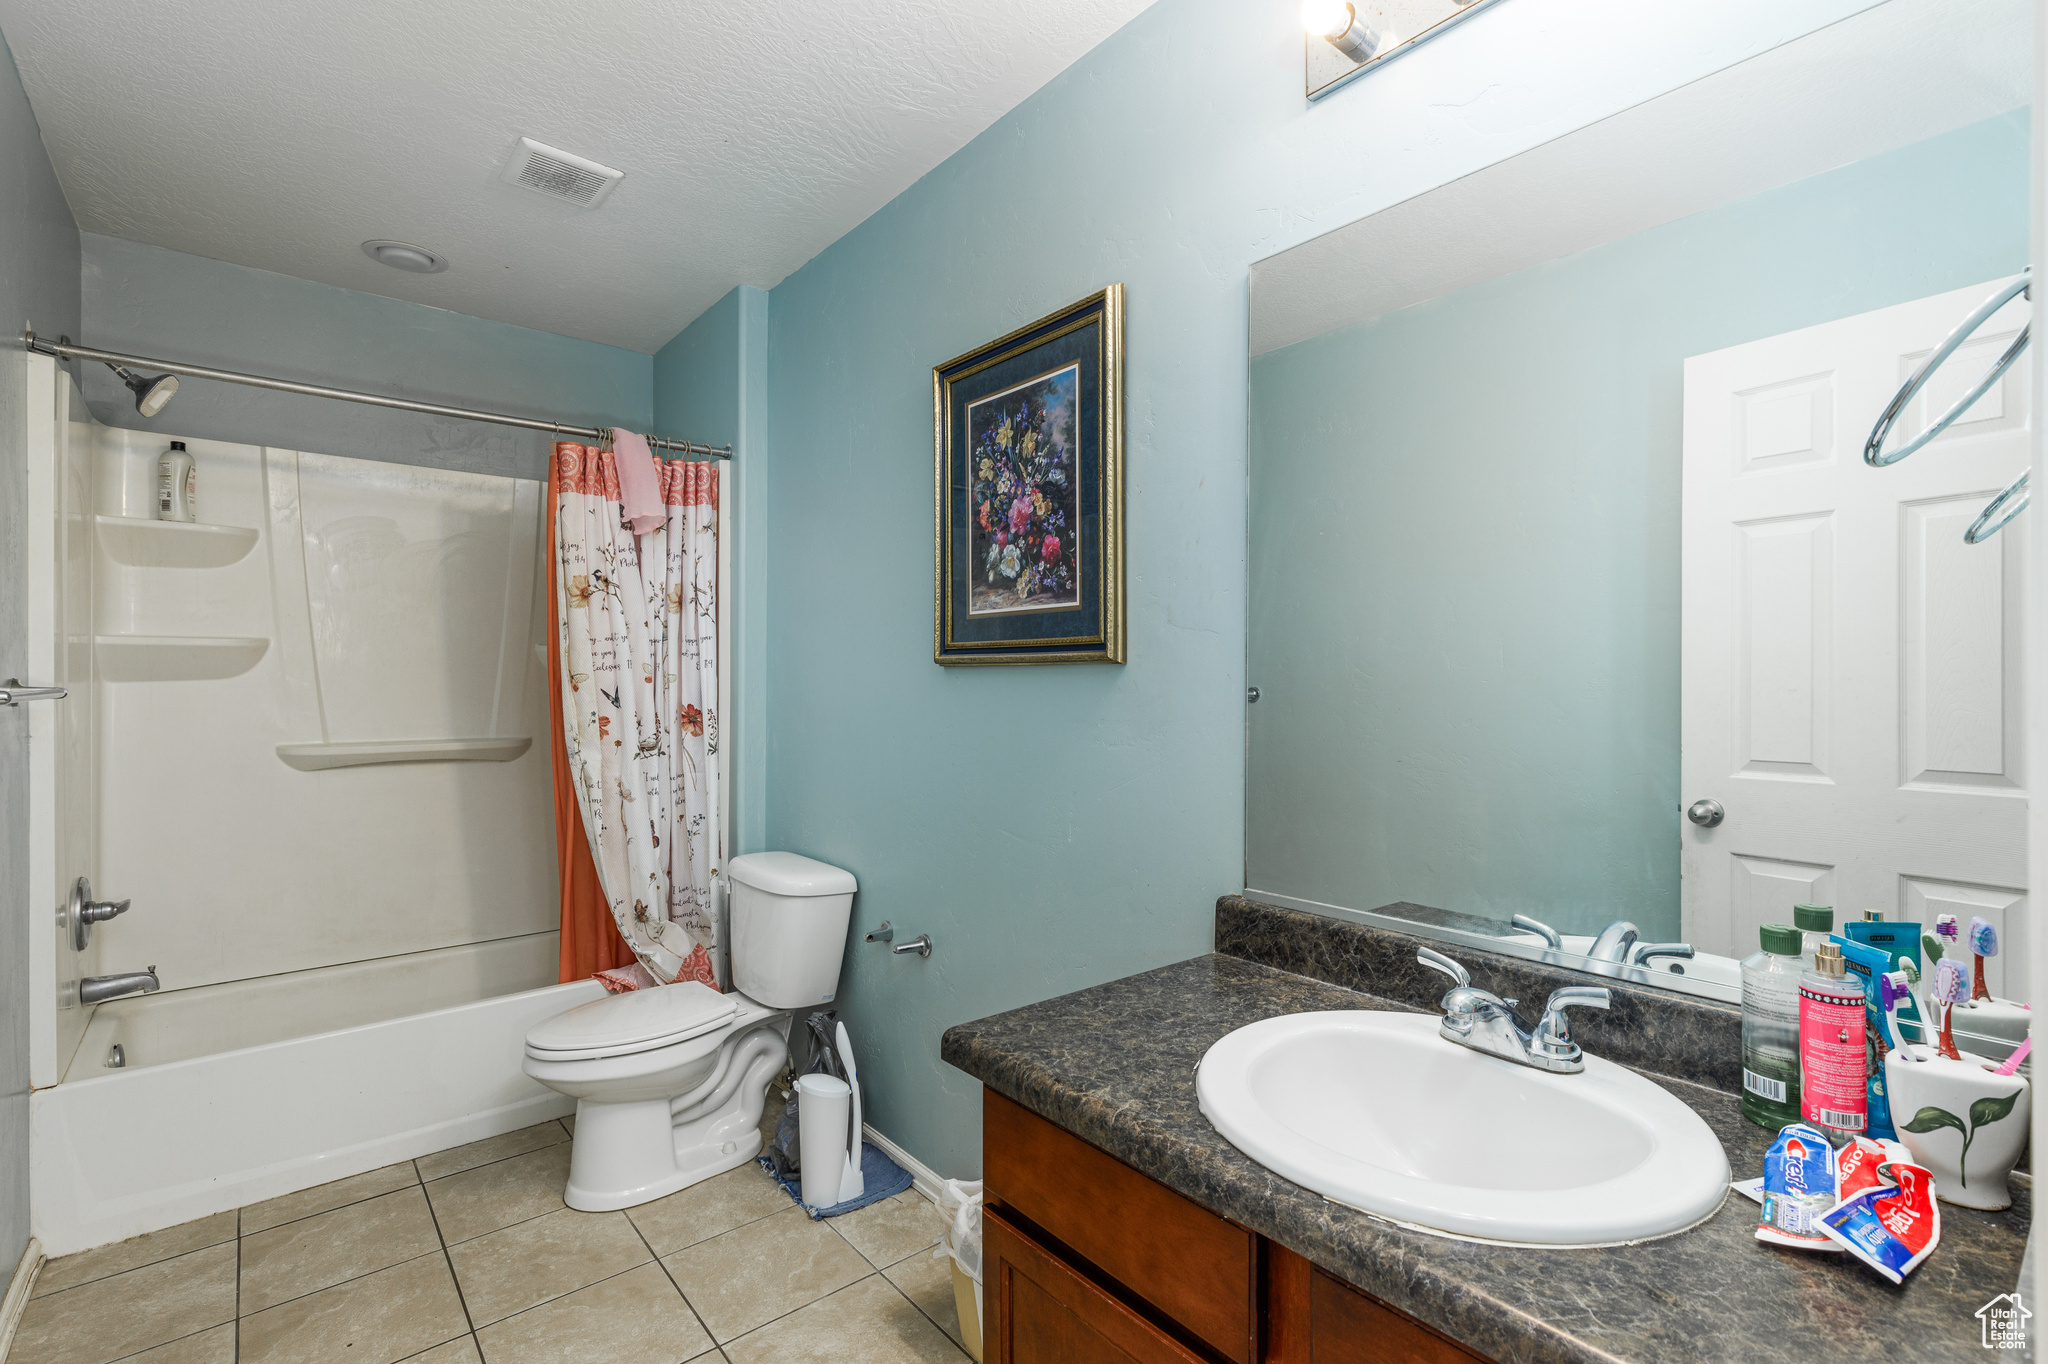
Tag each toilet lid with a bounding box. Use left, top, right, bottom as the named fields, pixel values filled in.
left=526, top=981, right=739, bottom=1057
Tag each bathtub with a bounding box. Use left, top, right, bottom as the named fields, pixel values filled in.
left=30, top=933, right=606, bottom=1257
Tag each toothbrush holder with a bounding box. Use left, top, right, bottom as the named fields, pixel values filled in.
left=1883, top=1047, right=2029, bottom=1210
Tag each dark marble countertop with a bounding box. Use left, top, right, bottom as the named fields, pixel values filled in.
left=941, top=953, right=2030, bottom=1364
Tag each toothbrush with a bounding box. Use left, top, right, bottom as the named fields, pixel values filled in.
left=1879, top=971, right=1920, bottom=1061
left=1994, top=1036, right=2031, bottom=1077
left=1895, top=958, right=1926, bottom=1045
left=1968, top=916, right=1998, bottom=1004
left=1931, top=958, right=1969, bottom=1061
left=1925, top=918, right=1958, bottom=1027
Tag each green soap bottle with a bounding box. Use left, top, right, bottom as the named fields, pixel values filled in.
left=1741, top=923, right=1804, bottom=1129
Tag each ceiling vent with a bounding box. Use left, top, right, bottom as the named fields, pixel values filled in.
left=501, top=137, right=624, bottom=209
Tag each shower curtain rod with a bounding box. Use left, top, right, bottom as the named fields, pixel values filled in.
left=23, top=328, right=733, bottom=460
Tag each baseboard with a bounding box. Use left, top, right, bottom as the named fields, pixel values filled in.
left=864, top=1122, right=945, bottom=1205
left=0, top=1237, right=45, bottom=1363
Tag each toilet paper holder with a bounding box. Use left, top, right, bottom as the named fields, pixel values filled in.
left=865, top=921, right=934, bottom=958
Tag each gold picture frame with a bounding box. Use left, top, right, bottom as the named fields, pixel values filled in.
left=932, top=284, right=1125, bottom=665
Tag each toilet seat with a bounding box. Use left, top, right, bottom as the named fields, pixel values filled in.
left=525, top=981, right=739, bottom=1062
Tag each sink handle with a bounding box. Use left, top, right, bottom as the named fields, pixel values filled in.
left=1510, top=914, right=1562, bottom=948
left=1532, top=986, right=1611, bottom=1065
left=1630, top=942, right=1694, bottom=968
left=1416, top=948, right=1470, bottom=989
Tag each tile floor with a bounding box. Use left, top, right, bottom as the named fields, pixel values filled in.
left=11, top=1099, right=971, bottom=1364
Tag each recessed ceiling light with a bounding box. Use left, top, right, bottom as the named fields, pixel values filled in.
left=362, top=240, right=447, bottom=273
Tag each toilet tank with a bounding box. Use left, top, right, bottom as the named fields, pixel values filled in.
left=727, top=852, right=858, bottom=1008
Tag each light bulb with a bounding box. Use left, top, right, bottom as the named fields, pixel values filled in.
left=1301, top=0, right=1353, bottom=38
left=1301, top=0, right=1381, bottom=62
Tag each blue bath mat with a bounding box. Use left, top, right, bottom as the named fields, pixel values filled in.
left=761, top=1140, right=913, bottom=1219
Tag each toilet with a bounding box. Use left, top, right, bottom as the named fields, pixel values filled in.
left=523, top=851, right=858, bottom=1212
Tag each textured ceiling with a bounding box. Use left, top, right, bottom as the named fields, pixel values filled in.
left=0, top=0, right=1159, bottom=352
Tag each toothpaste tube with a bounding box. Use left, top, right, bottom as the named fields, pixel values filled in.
left=1833, top=1136, right=1910, bottom=1199
left=1844, top=919, right=1927, bottom=1043
left=1817, top=1161, right=1941, bottom=1283
left=1757, top=1124, right=1842, bottom=1250
left=1831, top=936, right=1900, bottom=1139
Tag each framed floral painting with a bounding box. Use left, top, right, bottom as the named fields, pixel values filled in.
left=933, top=285, right=1125, bottom=665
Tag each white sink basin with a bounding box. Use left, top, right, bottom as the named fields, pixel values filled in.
left=1198, top=1011, right=1730, bottom=1246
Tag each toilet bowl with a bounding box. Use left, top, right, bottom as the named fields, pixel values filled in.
left=522, top=852, right=858, bottom=1211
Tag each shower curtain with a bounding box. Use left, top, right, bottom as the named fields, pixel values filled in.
left=550, top=440, right=723, bottom=988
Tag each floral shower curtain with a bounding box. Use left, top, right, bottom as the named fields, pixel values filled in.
left=551, top=440, right=722, bottom=988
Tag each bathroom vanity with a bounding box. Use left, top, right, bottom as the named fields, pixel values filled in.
left=942, top=898, right=2032, bottom=1364
left=979, top=1089, right=1470, bottom=1363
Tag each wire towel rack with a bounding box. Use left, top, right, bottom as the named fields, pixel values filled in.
left=1862, top=269, right=2030, bottom=543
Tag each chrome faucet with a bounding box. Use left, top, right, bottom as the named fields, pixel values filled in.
left=80, top=967, right=159, bottom=1005
left=1417, top=948, right=1610, bottom=1074
left=1585, top=920, right=1695, bottom=971
left=1515, top=914, right=1695, bottom=973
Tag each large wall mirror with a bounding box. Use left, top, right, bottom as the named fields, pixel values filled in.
left=1244, top=0, right=2030, bottom=1028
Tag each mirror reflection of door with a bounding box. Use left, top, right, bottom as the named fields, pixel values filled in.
left=1679, top=284, right=2029, bottom=993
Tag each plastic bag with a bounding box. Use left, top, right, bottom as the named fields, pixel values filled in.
left=935, top=1178, right=984, bottom=1281
left=935, top=1178, right=985, bottom=1323
left=763, top=1011, right=849, bottom=1182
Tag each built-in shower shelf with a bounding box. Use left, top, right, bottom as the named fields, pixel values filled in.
left=98, top=635, right=271, bottom=682
left=275, top=737, right=535, bottom=771
left=97, top=515, right=259, bottom=569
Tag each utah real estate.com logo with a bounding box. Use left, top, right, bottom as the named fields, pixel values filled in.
left=1978, top=1292, right=2030, bottom=1350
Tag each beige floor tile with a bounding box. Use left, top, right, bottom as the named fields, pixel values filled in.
left=115, top=1324, right=237, bottom=1364
left=880, top=1251, right=964, bottom=1347
left=662, top=1206, right=870, bottom=1343
left=830, top=1193, right=947, bottom=1269
left=447, top=1207, right=649, bottom=1326
left=240, top=1185, right=442, bottom=1313
left=401, top=1337, right=483, bottom=1364
left=626, top=1162, right=793, bottom=1256
left=559, top=1114, right=575, bottom=1136
left=724, top=1276, right=967, bottom=1364
left=32, top=1212, right=237, bottom=1298
left=10, top=1242, right=237, bottom=1364
left=242, top=1162, right=420, bottom=1234
left=239, top=1252, right=469, bottom=1364
left=416, top=1121, right=571, bottom=1183
left=424, top=1144, right=571, bottom=1244
left=474, top=1262, right=715, bottom=1364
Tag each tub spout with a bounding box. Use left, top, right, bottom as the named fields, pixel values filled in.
left=81, top=968, right=158, bottom=1005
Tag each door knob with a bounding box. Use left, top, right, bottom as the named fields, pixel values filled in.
left=1686, top=799, right=1725, bottom=828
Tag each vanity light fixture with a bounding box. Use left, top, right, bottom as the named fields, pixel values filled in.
left=1302, top=0, right=1381, bottom=63
left=1303, top=0, right=1507, bottom=102
left=362, top=240, right=448, bottom=274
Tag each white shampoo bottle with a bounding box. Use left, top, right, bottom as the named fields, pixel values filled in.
left=157, top=441, right=196, bottom=522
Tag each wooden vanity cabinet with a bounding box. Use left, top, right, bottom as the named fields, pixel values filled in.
left=982, top=1091, right=1486, bottom=1364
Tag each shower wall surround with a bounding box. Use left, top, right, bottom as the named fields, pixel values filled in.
left=92, top=425, right=557, bottom=994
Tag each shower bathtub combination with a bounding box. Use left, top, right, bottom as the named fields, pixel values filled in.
left=21, top=355, right=635, bottom=1255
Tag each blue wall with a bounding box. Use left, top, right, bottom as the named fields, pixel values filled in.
left=0, top=26, right=78, bottom=1277
left=81, top=234, right=651, bottom=481
left=654, top=287, right=771, bottom=857
left=1245, top=113, right=2029, bottom=940
left=758, top=0, right=1896, bottom=1176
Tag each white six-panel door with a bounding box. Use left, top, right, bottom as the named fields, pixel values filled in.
left=1681, top=281, right=2030, bottom=998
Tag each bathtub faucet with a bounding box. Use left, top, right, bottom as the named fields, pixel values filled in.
left=80, top=967, right=159, bottom=1005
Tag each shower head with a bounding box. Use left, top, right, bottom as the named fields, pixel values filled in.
left=107, top=362, right=179, bottom=417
